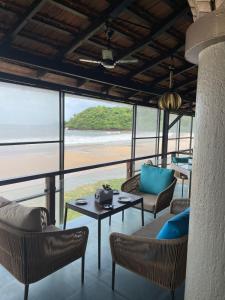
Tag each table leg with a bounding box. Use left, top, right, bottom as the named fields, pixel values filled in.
left=188, top=172, right=192, bottom=198
left=98, top=218, right=101, bottom=269
left=141, top=199, right=144, bottom=226
left=63, top=206, right=68, bottom=230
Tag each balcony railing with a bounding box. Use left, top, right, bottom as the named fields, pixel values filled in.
left=0, top=149, right=192, bottom=224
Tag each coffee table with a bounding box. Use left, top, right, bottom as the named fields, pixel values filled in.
left=63, top=191, right=144, bottom=269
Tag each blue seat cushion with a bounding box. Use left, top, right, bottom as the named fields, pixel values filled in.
left=156, top=208, right=190, bottom=240
left=172, top=156, right=192, bottom=164
left=139, top=165, right=175, bottom=195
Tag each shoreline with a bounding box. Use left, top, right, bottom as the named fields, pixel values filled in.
left=65, top=128, right=131, bottom=132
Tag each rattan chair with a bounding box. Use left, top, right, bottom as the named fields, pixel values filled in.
left=0, top=207, right=89, bottom=300
left=121, top=172, right=177, bottom=219
left=110, top=198, right=190, bottom=300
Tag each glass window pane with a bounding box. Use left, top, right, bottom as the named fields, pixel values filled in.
left=0, top=179, right=45, bottom=201
left=192, top=117, right=195, bottom=138
left=179, top=138, right=190, bottom=150
left=136, top=106, right=158, bottom=137
left=0, top=82, right=59, bottom=142
left=135, top=139, right=156, bottom=158
left=168, top=139, right=177, bottom=152
left=20, top=196, right=46, bottom=208
left=169, top=113, right=178, bottom=138
left=64, top=165, right=126, bottom=222
left=64, top=94, right=132, bottom=168
left=0, top=144, right=59, bottom=179
left=180, top=116, right=191, bottom=138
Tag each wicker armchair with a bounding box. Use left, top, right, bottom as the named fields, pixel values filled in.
left=110, top=198, right=190, bottom=300
left=0, top=207, right=89, bottom=300
left=121, top=173, right=177, bottom=218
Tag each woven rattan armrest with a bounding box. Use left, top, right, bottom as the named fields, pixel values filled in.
left=121, top=174, right=140, bottom=193
left=154, top=178, right=177, bottom=213
left=170, top=198, right=190, bottom=215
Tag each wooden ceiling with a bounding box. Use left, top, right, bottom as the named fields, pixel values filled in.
left=0, top=0, right=197, bottom=113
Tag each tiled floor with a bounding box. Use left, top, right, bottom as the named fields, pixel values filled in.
left=0, top=183, right=187, bottom=300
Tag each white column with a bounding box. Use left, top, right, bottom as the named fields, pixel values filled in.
left=185, top=40, right=225, bottom=300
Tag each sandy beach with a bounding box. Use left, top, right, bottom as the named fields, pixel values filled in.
left=0, top=138, right=189, bottom=201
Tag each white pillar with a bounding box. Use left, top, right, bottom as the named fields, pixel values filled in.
left=185, top=4, right=225, bottom=300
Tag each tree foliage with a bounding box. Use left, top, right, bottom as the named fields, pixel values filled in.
left=66, top=106, right=132, bottom=130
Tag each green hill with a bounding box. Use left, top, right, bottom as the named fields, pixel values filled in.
left=66, top=106, right=192, bottom=132
left=66, top=106, right=132, bottom=130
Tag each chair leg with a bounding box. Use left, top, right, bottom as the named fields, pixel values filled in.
left=109, top=215, right=111, bottom=226
left=181, top=179, right=184, bottom=197
left=81, top=255, right=85, bottom=285
left=112, top=261, right=116, bottom=291
left=154, top=212, right=157, bottom=219
left=122, top=210, right=124, bottom=222
left=24, top=284, right=29, bottom=300
left=171, top=290, right=175, bottom=300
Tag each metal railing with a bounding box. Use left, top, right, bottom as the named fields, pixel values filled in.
left=0, top=149, right=192, bottom=224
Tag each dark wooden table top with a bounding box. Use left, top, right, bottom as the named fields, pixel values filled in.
left=66, top=191, right=143, bottom=220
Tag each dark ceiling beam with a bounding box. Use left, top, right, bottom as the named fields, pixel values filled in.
left=0, top=47, right=169, bottom=96
left=76, top=79, right=88, bottom=87
left=175, top=78, right=197, bottom=90
left=1, top=0, right=47, bottom=46
left=127, top=43, right=184, bottom=79
left=61, top=0, right=136, bottom=57
left=116, top=6, right=188, bottom=61
left=0, top=70, right=147, bottom=106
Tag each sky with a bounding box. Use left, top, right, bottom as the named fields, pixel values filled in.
left=0, top=81, right=128, bottom=124
left=65, top=94, right=125, bottom=121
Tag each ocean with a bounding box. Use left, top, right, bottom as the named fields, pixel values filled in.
left=65, top=129, right=132, bottom=145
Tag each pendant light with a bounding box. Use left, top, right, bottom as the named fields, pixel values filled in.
left=158, top=59, right=182, bottom=110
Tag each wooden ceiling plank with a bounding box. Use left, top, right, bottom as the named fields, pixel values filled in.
left=48, top=0, right=89, bottom=19
left=2, top=0, right=47, bottom=45
left=151, top=63, right=196, bottom=86
left=127, top=43, right=184, bottom=79
left=116, top=6, right=189, bottom=61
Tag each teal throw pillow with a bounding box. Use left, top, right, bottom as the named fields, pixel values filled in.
left=156, top=208, right=190, bottom=240
left=139, top=165, right=174, bottom=195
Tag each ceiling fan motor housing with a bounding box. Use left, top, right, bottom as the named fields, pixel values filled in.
left=102, top=49, right=113, bottom=61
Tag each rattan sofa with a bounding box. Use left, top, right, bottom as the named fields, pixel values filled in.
left=0, top=199, right=89, bottom=300
left=110, top=198, right=190, bottom=300
left=121, top=173, right=177, bottom=218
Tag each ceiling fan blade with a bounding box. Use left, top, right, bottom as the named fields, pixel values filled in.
left=117, top=59, right=139, bottom=64
left=79, top=59, right=101, bottom=64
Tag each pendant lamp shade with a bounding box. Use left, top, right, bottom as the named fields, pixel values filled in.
left=158, top=92, right=182, bottom=110
left=158, top=64, right=182, bottom=110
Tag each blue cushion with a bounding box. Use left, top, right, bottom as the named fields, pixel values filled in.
left=172, top=156, right=192, bottom=164
left=156, top=208, right=190, bottom=240
left=139, top=165, right=174, bottom=195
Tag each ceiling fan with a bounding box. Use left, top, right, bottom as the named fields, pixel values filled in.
left=79, top=25, right=138, bottom=69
